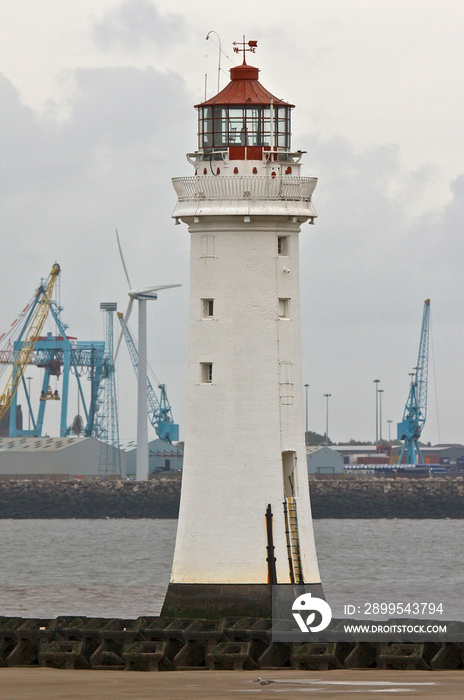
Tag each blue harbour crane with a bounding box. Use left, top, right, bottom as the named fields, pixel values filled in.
left=117, top=312, right=179, bottom=443
left=0, top=264, right=113, bottom=441
left=397, top=299, right=431, bottom=465
left=9, top=332, right=107, bottom=439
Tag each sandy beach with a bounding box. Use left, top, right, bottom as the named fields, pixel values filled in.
left=0, top=668, right=463, bottom=700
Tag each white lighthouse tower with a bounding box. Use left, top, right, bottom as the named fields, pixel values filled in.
left=162, top=42, right=323, bottom=618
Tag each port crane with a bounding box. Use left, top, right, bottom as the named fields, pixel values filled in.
left=0, top=263, right=61, bottom=423
left=397, top=299, right=431, bottom=465
left=0, top=263, right=111, bottom=439
left=117, top=312, right=179, bottom=442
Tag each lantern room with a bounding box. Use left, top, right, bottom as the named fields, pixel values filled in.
left=195, top=60, right=294, bottom=161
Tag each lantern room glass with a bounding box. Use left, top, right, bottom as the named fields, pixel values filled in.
left=198, top=105, right=291, bottom=151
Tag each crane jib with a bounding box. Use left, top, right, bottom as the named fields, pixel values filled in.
left=116, top=313, right=179, bottom=443
left=0, top=265, right=61, bottom=421
left=397, top=299, right=431, bottom=465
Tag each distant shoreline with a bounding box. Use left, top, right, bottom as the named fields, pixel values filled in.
left=0, top=474, right=463, bottom=519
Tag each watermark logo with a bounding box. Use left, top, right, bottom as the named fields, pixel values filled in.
left=292, top=592, right=332, bottom=633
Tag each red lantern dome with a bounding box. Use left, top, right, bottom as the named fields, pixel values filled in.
left=195, top=58, right=294, bottom=161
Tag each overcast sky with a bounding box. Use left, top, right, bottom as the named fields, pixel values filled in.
left=0, top=0, right=463, bottom=445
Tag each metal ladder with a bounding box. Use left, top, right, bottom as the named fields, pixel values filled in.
left=286, top=496, right=304, bottom=584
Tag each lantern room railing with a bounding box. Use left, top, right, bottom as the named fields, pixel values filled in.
left=172, top=175, right=317, bottom=202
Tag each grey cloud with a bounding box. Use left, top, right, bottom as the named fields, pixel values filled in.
left=0, top=65, right=193, bottom=438
left=296, top=133, right=464, bottom=441
left=0, top=65, right=192, bottom=200
left=0, top=65, right=193, bottom=293
left=1, top=61, right=462, bottom=442
left=300, top=136, right=422, bottom=327
left=92, top=0, right=186, bottom=51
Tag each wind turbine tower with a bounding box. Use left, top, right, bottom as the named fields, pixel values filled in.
left=162, top=41, right=323, bottom=618
left=115, top=231, right=180, bottom=481
left=99, top=302, right=121, bottom=476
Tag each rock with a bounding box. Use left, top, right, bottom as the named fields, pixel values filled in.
left=0, top=475, right=462, bottom=519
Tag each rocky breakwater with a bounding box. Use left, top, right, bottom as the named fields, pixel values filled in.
left=0, top=475, right=463, bottom=518
left=0, top=475, right=181, bottom=519
left=309, top=476, right=464, bottom=518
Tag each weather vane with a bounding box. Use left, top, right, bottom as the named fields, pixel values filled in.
left=233, top=37, right=258, bottom=62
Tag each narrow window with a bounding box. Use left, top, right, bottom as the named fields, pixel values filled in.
left=200, top=362, right=213, bottom=383
left=277, top=236, right=289, bottom=256
left=201, top=298, right=214, bottom=317
left=278, top=298, right=291, bottom=318
left=279, top=361, right=294, bottom=405
left=201, top=235, right=215, bottom=258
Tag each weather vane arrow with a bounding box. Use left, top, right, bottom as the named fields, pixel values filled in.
left=233, top=38, right=258, bottom=61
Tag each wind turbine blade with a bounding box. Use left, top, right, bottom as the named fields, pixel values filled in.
left=135, top=284, right=182, bottom=295
left=115, top=229, right=132, bottom=289
left=114, top=298, right=134, bottom=361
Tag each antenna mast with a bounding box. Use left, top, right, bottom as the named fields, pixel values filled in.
left=206, top=30, right=222, bottom=94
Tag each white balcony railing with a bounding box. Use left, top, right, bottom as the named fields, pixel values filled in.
left=172, top=175, right=317, bottom=203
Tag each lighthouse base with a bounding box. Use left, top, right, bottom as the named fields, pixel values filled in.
left=161, top=582, right=325, bottom=620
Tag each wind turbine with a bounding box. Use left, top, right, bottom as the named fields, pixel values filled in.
left=115, top=229, right=181, bottom=481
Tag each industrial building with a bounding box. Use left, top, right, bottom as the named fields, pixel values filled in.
left=120, top=438, right=183, bottom=477
left=392, top=444, right=464, bottom=468
left=334, top=443, right=464, bottom=470
left=306, top=446, right=344, bottom=475
left=0, top=437, right=125, bottom=479
left=333, top=445, right=378, bottom=463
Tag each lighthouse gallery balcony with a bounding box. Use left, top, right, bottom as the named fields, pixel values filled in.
left=172, top=175, right=317, bottom=203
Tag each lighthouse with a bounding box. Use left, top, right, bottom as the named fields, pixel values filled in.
left=162, top=41, right=323, bottom=619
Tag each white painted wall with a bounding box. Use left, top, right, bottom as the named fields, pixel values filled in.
left=170, top=174, right=322, bottom=585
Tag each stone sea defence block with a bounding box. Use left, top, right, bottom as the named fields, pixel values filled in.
left=0, top=475, right=463, bottom=518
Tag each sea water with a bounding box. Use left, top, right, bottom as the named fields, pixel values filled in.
left=1, top=519, right=463, bottom=620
